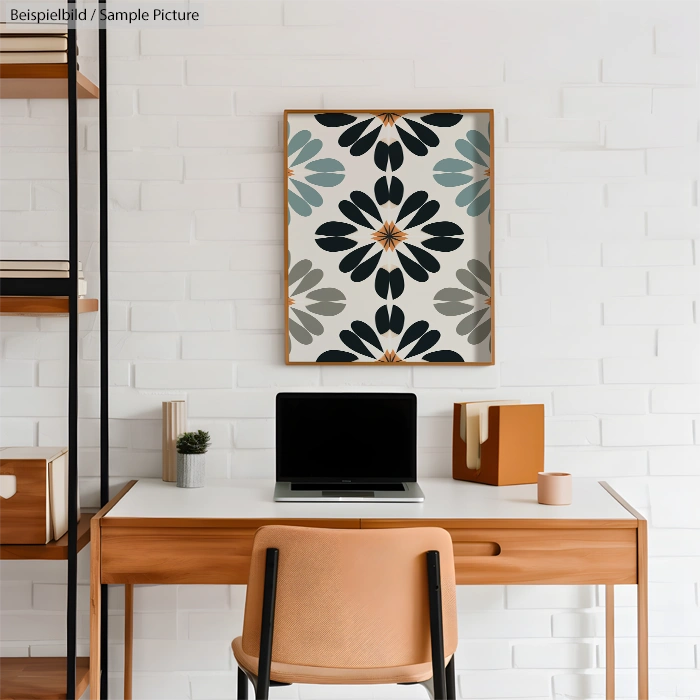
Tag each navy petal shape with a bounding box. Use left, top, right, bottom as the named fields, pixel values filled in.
left=315, top=113, right=356, bottom=127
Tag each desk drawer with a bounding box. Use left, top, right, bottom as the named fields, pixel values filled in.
left=100, top=519, right=360, bottom=584
left=362, top=522, right=638, bottom=585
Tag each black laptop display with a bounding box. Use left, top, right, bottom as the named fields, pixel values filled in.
left=274, top=393, right=424, bottom=502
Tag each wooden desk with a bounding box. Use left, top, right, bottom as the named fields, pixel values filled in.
left=90, top=478, right=648, bottom=700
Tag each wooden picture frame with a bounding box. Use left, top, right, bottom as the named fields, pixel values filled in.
left=284, top=109, right=495, bottom=366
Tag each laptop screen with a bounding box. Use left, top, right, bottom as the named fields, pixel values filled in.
left=276, top=393, right=417, bottom=484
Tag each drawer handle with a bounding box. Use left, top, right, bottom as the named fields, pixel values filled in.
left=453, top=541, right=501, bottom=557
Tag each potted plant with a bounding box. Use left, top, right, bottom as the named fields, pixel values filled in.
left=176, top=430, right=211, bottom=488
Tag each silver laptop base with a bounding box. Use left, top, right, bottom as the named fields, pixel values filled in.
left=274, top=482, right=424, bottom=503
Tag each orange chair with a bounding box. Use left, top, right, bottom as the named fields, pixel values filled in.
left=232, top=525, right=458, bottom=700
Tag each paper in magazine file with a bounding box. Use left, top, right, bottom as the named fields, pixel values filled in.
left=459, top=401, right=521, bottom=470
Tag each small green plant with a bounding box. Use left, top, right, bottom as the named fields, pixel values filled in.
left=176, top=430, right=211, bottom=455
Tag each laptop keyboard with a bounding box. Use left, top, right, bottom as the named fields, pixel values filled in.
left=290, top=483, right=406, bottom=492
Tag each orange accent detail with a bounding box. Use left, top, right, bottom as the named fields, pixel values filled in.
left=484, top=297, right=492, bottom=306
left=371, top=222, right=407, bottom=252
left=287, top=297, right=295, bottom=306
left=287, top=168, right=294, bottom=177
left=370, top=111, right=407, bottom=127
left=484, top=168, right=491, bottom=177
left=376, top=350, right=403, bottom=363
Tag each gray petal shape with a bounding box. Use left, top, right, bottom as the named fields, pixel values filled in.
left=456, top=269, right=487, bottom=296
left=289, top=318, right=313, bottom=345
left=434, top=287, right=474, bottom=302
left=292, top=307, right=324, bottom=336
left=456, top=308, right=488, bottom=336
left=306, top=287, right=346, bottom=302
left=288, top=259, right=312, bottom=287
left=468, top=318, right=491, bottom=345
left=306, top=301, right=345, bottom=316
left=467, top=258, right=491, bottom=286
left=292, top=268, right=323, bottom=296
left=435, top=301, right=474, bottom=317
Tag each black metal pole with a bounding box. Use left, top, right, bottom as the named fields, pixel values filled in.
left=98, top=2, right=110, bottom=696
left=66, top=1, right=79, bottom=696
left=257, top=548, right=279, bottom=700
left=237, top=667, right=249, bottom=700
left=445, top=655, right=456, bottom=700
left=427, top=551, right=446, bottom=700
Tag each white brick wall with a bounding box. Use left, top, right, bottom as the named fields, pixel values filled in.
left=1, top=1, right=699, bottom=698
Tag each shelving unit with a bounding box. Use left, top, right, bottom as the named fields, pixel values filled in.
left=0, top=297, right=98, bottom=316
left=0, top=65, right=99, bottom=99
left=0, top=510, right=95, bottom=561
left=0, top=5, right=109, bottom=699
left=0, top=658, right=90, bottom=700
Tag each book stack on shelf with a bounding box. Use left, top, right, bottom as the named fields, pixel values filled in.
left=0, top=260, right=87, bottom=297
left=0, top=23, right=75, bottom=64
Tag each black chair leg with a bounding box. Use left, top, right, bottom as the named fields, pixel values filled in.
left=238, top=666, right=249, bottom=700
left=426, top=551, right=446, bottom=700
left=257, top=548, right=279, bottom=700
left=446, top=656, right=456, bottom=700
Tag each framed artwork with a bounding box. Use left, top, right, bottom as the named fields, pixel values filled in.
left=284, top=109, right=494, bottom=365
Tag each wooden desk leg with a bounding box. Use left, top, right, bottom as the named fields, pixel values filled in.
left=124, top=584, right=134, bottom=700
left=638, top=520, right=649, bottom=700
left=90, top=516, right=101, bottom=700
left=606, top=585, right=615, bottom=700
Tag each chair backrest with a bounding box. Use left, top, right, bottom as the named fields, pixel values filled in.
left=241, top=525, right=457, bottom=669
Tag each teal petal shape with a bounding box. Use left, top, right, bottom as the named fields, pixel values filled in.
left=455, top=179, right=488, bottom=207
left=292, top=307, right=324, bottom=336
left=306, top=158, right=345, bottom=173
left=306, top=301, right=345, bottom=316
left=288, top=189, right=312, bottom=217
left=292, top=268, right=323, bottom=296
left=467, top=190, right=490, bottom=217
left=455, top=139, right=487, bottom=167
left=467, top=258, right=491, bottom=286
left=433, top=158, right=473, bottom=173
left=288, top=259, right=312, bottom=286
left=306, top=288, right=346, bottom=302
left=289, top=318, right=313, bottom=345
left=291, top=139, right=323, bottom=167
left=468, top=318, right=491, bottom=345
left=305, top=173, right=345, bottom=187
left=288, top=129, right=311, bottom=156
left=456, top=308, right=488, bottom=336
left=433, top=173, right=473, bottom=187
left=467, top=129, right=490, bottom=157
left=435, top=301, right=474, bottom=316
left=434, top=287, right=474, bottom=302
left=291, top=179, right=323, bottom=208
left=456, top=269, right=488, bottom=296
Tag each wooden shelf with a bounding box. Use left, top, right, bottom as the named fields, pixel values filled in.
left=0, top=65, right=99, bottom=99
left=0, top=657, right=89, bottom=700
left=0, top=510, right=95, bottom=561
left=0, top=297, right=98, bottom=316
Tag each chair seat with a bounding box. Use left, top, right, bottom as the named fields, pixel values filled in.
left=232, top=637, right=449, bottom=685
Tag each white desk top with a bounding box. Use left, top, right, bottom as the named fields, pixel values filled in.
left=107, top=478, right=636, bottom=522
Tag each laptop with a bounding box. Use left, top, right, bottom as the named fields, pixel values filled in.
left=274, top=392, right=424, bottom=502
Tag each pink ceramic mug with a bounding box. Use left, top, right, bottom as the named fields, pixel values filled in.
left=537, top=472, right=572, bottom=505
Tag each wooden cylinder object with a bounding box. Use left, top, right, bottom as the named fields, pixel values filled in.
left=162, top=401, right=186, bottom=482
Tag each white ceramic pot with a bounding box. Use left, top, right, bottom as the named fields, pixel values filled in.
left=177, top=453, right=205, bottom=488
